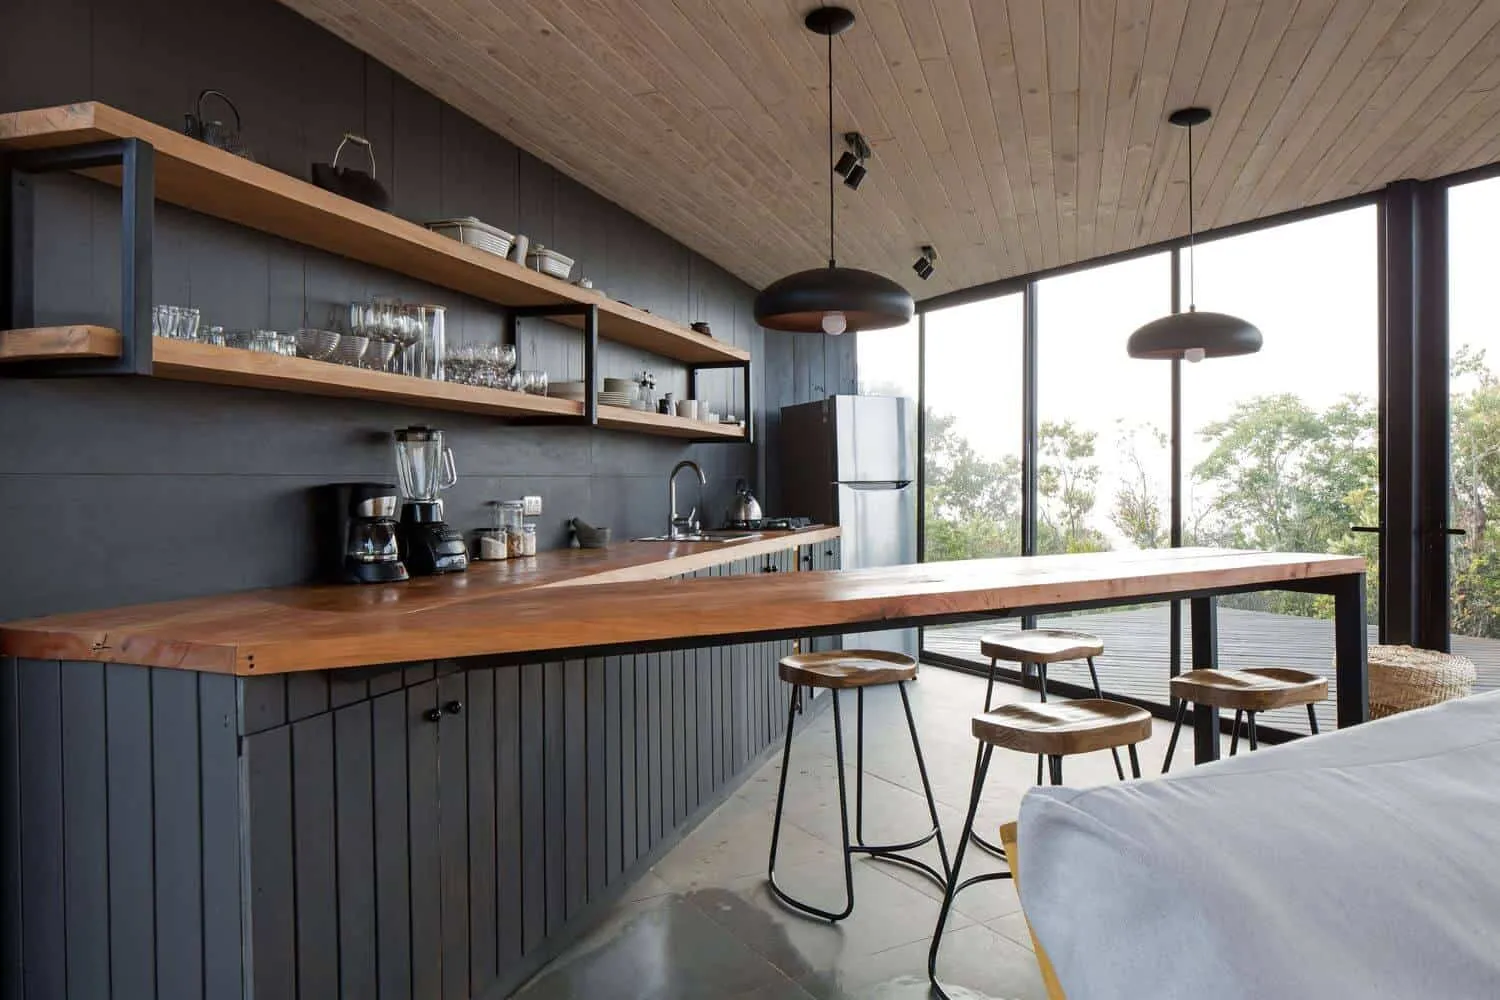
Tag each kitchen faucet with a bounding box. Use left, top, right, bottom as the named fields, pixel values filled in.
left=669, top=460, right=707, bottom=539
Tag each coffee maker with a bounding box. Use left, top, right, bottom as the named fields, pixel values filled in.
left=321, top=482, right=409, bottom=584
left=393, top=426, right=469, bottom=575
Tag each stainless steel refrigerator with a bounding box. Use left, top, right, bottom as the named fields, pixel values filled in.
left=779, top=395, right=918, bottom=657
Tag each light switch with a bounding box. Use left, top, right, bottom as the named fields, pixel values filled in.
left=522, top=495, right=543, bottom=517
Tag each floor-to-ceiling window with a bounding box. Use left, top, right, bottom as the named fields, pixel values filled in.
left=1029, top=253, right=1174, bottom=696
left=1447, top=176, right=1500, bottom=677
left=917, top=294, right=1025, bottom=561
left=1184, top=205, right=1380, bottom=731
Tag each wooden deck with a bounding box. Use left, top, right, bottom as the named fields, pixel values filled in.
left=925, top=606, right=1499, bottom=734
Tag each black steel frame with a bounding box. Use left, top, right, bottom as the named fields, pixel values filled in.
left=766, top=681, right=950, bottom=922
left=2, top=138, right=154, bottom=375
left=689, top=358, right=755, bottom=445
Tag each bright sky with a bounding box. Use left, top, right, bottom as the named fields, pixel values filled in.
left=857, top=176, right=1500, bottom=544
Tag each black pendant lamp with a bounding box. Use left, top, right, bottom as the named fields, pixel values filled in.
left=1126, top=108, right=1262, bottom=361
left=753, top=7, right=914, bottom=336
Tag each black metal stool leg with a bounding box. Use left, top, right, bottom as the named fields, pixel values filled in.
left=1127, top=743, right=1141, bottom=779
left=766, top=687, right=855, bottom=922
left=984, top=657, right=999, bottom=712
left=1248, top=711, right=1259, bottom=751
left=1230, top=709, right=1243, bottom=756
left=1086, top=656, right=1125, bottom=780
left=1161, top=698, right=1189, bottom=773
left=847, top=683, right=951, bottom=889
left=1035, top=662, right=1048, bottom=785
left=1307, top=702, right=1320, bottom=735
left=1048, top=754, right=1064, bottom=786
left=966, top=738, right=1008, bottom=859
left=929, top=744, right=1011, bottom=1000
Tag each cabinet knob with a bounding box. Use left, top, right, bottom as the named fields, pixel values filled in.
left=424, top=707, right=444, bottom=723
left=444, top=700, right=464, bottom=716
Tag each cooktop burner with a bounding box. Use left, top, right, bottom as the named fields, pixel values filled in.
left=724, top=516, right=816, bottom=531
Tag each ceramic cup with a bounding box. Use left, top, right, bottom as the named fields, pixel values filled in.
left=675, top=398, right=699, bottom=420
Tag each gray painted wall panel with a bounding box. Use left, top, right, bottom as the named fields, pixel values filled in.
left=105, top=663, right=158, bottom=1000
left=151, top=668, right=205, bottom=1000
left=17, top=661, right=65, bottom=1000
left=60, top=663, right=110, bottom=1000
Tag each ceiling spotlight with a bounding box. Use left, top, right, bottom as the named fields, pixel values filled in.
left=913, top=245, right=937, bottom=280
left=834, top=131, right=872, bottom=189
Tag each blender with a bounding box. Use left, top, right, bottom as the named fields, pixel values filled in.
left=393, top=426, right=469, bottom=575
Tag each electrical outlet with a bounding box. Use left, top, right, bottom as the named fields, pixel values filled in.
left=522, top=495, right=542, bottom=517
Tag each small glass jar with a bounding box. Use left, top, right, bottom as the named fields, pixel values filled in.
left=521, top=523, right=538, bottom=556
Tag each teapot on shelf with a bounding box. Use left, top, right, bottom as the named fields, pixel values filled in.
left=183, top=89, right=253, bottom=160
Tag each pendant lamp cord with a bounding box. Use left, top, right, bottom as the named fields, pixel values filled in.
left=1186, top=122, right=1196, bottom=312
left=827, top=31, right=836, bottom=269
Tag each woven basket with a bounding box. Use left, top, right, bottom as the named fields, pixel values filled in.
left=1364, top=644, right=1477, bottom=719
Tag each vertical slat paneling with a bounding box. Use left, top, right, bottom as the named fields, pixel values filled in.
left=437, top=671, right=469, bottom=1000
left=334, top=700, right=377, bottom=1000
left=200, top=672, right=243, bottom=999
left=329, top=668, right=372, bottom=709
left=106, top=663, right=157, bottom=999
left=241, top=676, right=287, bottom=735
left=286, top=672, right=331, bottom=723
left=633, top=654, right=650, bottom=860
left=563, top=660, right=587, bottom=919
left=697, top=645, right=712, bottom=806
left=372, top=686, right=413, bottom=1000
left=585, top=657, right=607, bottom=900
left=466, top=667, right=498, bottom=995
left=407, top=680, right=442, bottom=1000
left=518, top=663, right=546, bottom=953
left=18, top=659, right=66, bottom=1000
left=246, top=724, right=295, bottom=1000
left=683, top=647, right=698, bottom=818
left=619, top=655, right=638, bottom=871
left=152, top=667, right=204, bottom=1000
left=602, top=656, right=622, bottom=887
left=542, top=662, right=566, bottom=935
left=0, top=660, right=19, bottom=1000
left=496, top=666, right=523, bottom=967
left=676, top=649, right=690, bottom=823
left=646, top=653, right=663, bottom=849
left=61, top=661, right=110, bottom=1000
left=293, top=712, right=339, bottom=1000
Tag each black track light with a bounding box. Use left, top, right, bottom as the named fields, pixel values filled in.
left=834, top=150, right=858, bottom=178
left=843, top=162, right=867, bottom=189
left=833, top=132, right=871, bottom=189
left=913, top=245, right=937, bottom=280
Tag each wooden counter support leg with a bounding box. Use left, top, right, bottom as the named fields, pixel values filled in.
left=1190, top=597, right=1220, bottom=764
left=1334, top=573, right=1369, bottom=729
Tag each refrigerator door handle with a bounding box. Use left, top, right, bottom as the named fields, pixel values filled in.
left=840, top=481, right=912, bottom=490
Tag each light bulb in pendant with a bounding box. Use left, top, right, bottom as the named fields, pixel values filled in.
left=822, top=311, right=847, bottom=335
left=1183, top=347, right=1207, bottom=363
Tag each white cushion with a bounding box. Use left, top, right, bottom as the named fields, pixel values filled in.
left=1016, top=690, right=1500, bottom=1000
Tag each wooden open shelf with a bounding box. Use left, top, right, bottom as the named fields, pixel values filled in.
left=596, top=405, right=745, bottom=440
left=0, top=103, right=750, bottom=366
left=0, top=325, right=122, bottom=360
left=151, top=338, right=584, bottom=419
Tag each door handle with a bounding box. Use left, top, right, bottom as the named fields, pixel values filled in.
left=1349, top=525, right=1380, bottom=533
left=424, top=706, right=444, bottom=723
left=444, top=700, right=464, bottom=716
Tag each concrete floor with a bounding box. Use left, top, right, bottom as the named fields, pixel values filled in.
left=512, top=665, right=1211, bottom=1000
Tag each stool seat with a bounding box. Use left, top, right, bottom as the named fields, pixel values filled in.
left=1171, top=668, right=1328, bottom=712
left=778, top=649, right=918, bottom=690
left=972, top=699, right=1152, bottom=757
left=979, top=629, right=1104, bottom=664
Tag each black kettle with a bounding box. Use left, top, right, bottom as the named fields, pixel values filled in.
left=311, top=133, right=391, bottom=211
left=183, top=89, right=252, bottom=159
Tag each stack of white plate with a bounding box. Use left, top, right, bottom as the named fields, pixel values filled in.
left=600, top=378, right=637, bottom=408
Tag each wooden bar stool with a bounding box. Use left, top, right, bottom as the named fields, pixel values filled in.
left=1161, top=667, right=1329, bottom=772
left=767, top=650, right=951, bottom=922
left=928, top=699, right=1151, bottom=1000
left=979, top=629, right=1125, bottom=786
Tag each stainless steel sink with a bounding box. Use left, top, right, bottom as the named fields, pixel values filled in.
left=632, top=532, right=753, bottom=543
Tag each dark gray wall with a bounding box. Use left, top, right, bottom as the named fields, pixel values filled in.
left=0, top=0, right=854, bottom=620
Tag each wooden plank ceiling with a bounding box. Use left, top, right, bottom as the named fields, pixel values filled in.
left=279, top=0, right=1500, bottom=299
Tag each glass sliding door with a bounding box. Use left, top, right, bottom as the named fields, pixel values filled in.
left=1446, top=176, right=1500, bottom=687
left=1185, top=205, right=1381, bottom=732
left=1033, top=253, right=1173, bottom=698
left=920, top=294, right=1024, bottom=663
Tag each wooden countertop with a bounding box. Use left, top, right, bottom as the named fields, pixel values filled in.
left=0, top=546, right=1362, bottom=676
